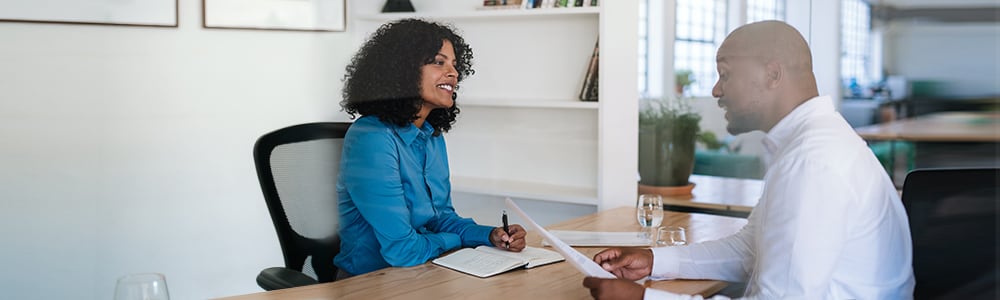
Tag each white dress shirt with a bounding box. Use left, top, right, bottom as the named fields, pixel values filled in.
left=643, top=96, right=915, bottom=300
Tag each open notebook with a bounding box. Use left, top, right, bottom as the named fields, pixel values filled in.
left=432, top=246, right=564, bottom=278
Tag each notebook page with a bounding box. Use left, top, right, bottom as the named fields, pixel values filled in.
left=432, top=248, right=527, bottom=278
left=474, top=246, right=564, bottom=268
left=504, top=198, right=616, bottom=279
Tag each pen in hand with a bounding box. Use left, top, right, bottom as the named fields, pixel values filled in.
left=502, top=210, right=510, bottom=249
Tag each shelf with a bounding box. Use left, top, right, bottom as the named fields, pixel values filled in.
left=357, top=7, right=599, bottom=21
left=451, top=176, right=597, bottom=206
left=460, top=98, right=598, bottom=109
left=350, top=1, right=639, bottom=209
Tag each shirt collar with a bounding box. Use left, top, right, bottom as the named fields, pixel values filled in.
left=762, top=95, right=834, bottom=160
left=395, top=121, right=434, bottom=145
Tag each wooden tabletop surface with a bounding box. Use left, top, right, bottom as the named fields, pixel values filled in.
left=854, top=111, right=1000, bottom=142
left=664, top=175, right=763, bottom=213
left=215, top=207, right=748, bottom=300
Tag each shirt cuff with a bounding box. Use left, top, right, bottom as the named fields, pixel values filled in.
left=649, top=246, right=683, bottom=280
left=461, top=224, right=496, bottom=247
left=644, top=287, right=711, bottom=300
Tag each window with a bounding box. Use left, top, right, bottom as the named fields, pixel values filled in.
left=639, top=0, right=785, bottom=98
left=638, top=0, right=649, bottom=94
left=841, top=0, right=871, bottom=86
left=673, top=0, right=727, bottom=97
left=746, top=0, right=785, bottom=23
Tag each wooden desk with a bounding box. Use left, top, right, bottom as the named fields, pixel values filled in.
left=216, top=208, right=747, bottom=300
left=854, top=111, right=999, bottom=184
left=854, top=111, right=1000, bottom=142
left=642, top=175, right=763, bottom=217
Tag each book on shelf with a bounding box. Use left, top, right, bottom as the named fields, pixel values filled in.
left=431, top=245, right=564, bottom=278
left=579, top=38, right=599, bottom=101
left=480, top=0, right=521, bottom=9
left=479, top=0, right=596, bottom=10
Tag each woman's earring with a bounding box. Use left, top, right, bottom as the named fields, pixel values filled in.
left=452, top=92, right=458, bottom=101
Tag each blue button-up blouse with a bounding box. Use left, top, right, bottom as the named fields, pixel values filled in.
left=333, top=115, right=493, bottom=276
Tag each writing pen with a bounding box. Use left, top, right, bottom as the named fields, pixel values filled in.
left=502, top=210, right=510, bottom=249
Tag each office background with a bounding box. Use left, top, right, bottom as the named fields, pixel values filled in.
left=1, top=0, right=996, bottom=299
left=0, top=0, right=353, bottom=298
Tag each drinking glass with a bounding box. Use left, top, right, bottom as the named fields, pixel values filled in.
left=114, top=273, right=170, bottom=300
left=656, top=226, right=688, bottom=246
left=636, top=194, right=664, bottom=241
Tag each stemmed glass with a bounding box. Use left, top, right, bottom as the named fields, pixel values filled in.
left=636, top=194, right=664, bottom=242
left=114, top=273, right=170, bottom=300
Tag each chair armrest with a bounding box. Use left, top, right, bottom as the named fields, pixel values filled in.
left=256, top=267, right=319, bottom=291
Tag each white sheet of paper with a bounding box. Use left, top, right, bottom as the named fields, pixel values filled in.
left=544, top=230, right=650, bottom=247
left=505, top=198, right=616, bottom=279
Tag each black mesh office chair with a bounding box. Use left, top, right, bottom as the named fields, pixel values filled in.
left=252, top=122, right=351, bottom=290
left=901, top=168, right=999, bottom=299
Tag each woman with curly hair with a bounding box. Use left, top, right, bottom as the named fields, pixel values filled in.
left=333, top=19, right=527, bottom=279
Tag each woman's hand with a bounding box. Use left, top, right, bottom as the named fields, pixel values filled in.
left=490, top=224, right=526, bottom=252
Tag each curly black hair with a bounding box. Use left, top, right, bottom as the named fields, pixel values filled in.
left=341, top=18, right=475, bottom=136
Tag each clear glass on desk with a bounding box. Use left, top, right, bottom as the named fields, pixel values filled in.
left=656, top=226, right=687, bottom=246
left=114, top=273, right=170, bottom=300
left=636, top=194, right=664, bottom=242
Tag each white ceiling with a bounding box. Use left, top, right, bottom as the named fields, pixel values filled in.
left=877, top=0, right=1000, bottom=8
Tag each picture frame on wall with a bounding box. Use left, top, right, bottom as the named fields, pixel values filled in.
left=0, top=0, right=178, bottom=27
left=203, top=0, right=346, bottom=32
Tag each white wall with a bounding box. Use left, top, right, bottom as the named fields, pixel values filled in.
left=882, top=22, right=1000, bottom=97
left=0, top=0, right=353, bottom=299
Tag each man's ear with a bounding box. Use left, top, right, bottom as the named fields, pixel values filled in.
left=765, top=61, right=782, bottom=88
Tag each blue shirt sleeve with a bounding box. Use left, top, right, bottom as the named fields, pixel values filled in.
left=425, top=201, right=494, bottom=247
left=340, top=125, right=462, bottom=267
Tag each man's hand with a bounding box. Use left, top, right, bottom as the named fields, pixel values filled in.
left=592, top=247, right=654, bottom=280
left=582, top=277, right=645, bottom=300
left=490, top=224, right=526, bottom=251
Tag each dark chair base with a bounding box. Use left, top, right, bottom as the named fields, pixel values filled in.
left=256, top=267, right=319, bottom=291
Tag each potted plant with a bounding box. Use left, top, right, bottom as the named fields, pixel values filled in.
left=638, top=96, right=701, bottom=195
left=675, top=69, right=695, bottom=96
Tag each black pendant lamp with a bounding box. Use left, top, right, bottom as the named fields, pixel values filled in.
left=382, top=0, right=416, bottom=13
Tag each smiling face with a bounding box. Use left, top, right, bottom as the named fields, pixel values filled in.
left=712, top=21, right=819, bottom=135
left=712, top=40, right=772, bottom=135
left=417, top=40, right=459, bottom=120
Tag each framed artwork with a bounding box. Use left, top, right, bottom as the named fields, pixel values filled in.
left=0, top=0, right=178, bottom=27
left=203, top=0, right=346, bottom=32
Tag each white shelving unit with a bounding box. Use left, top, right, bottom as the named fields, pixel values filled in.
left=460, top=97, right=598, bottom=109
left=357, top=6, right=600, bottom=21
left=451, top=177, right=597, bottom=206
left=348, top=0, right=637, bottom=209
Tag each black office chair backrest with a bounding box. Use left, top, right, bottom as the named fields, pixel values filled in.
left=253, top=122, right=351, bottom=283
left=901, top=168, right=999, bottom=299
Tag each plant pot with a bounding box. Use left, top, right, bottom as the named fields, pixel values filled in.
left=638, top=122, right=697, bottom=187
left=638, top=182, right=696, bottom=197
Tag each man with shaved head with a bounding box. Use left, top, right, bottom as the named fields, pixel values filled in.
left=583, top=21, right=915, bottom=299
